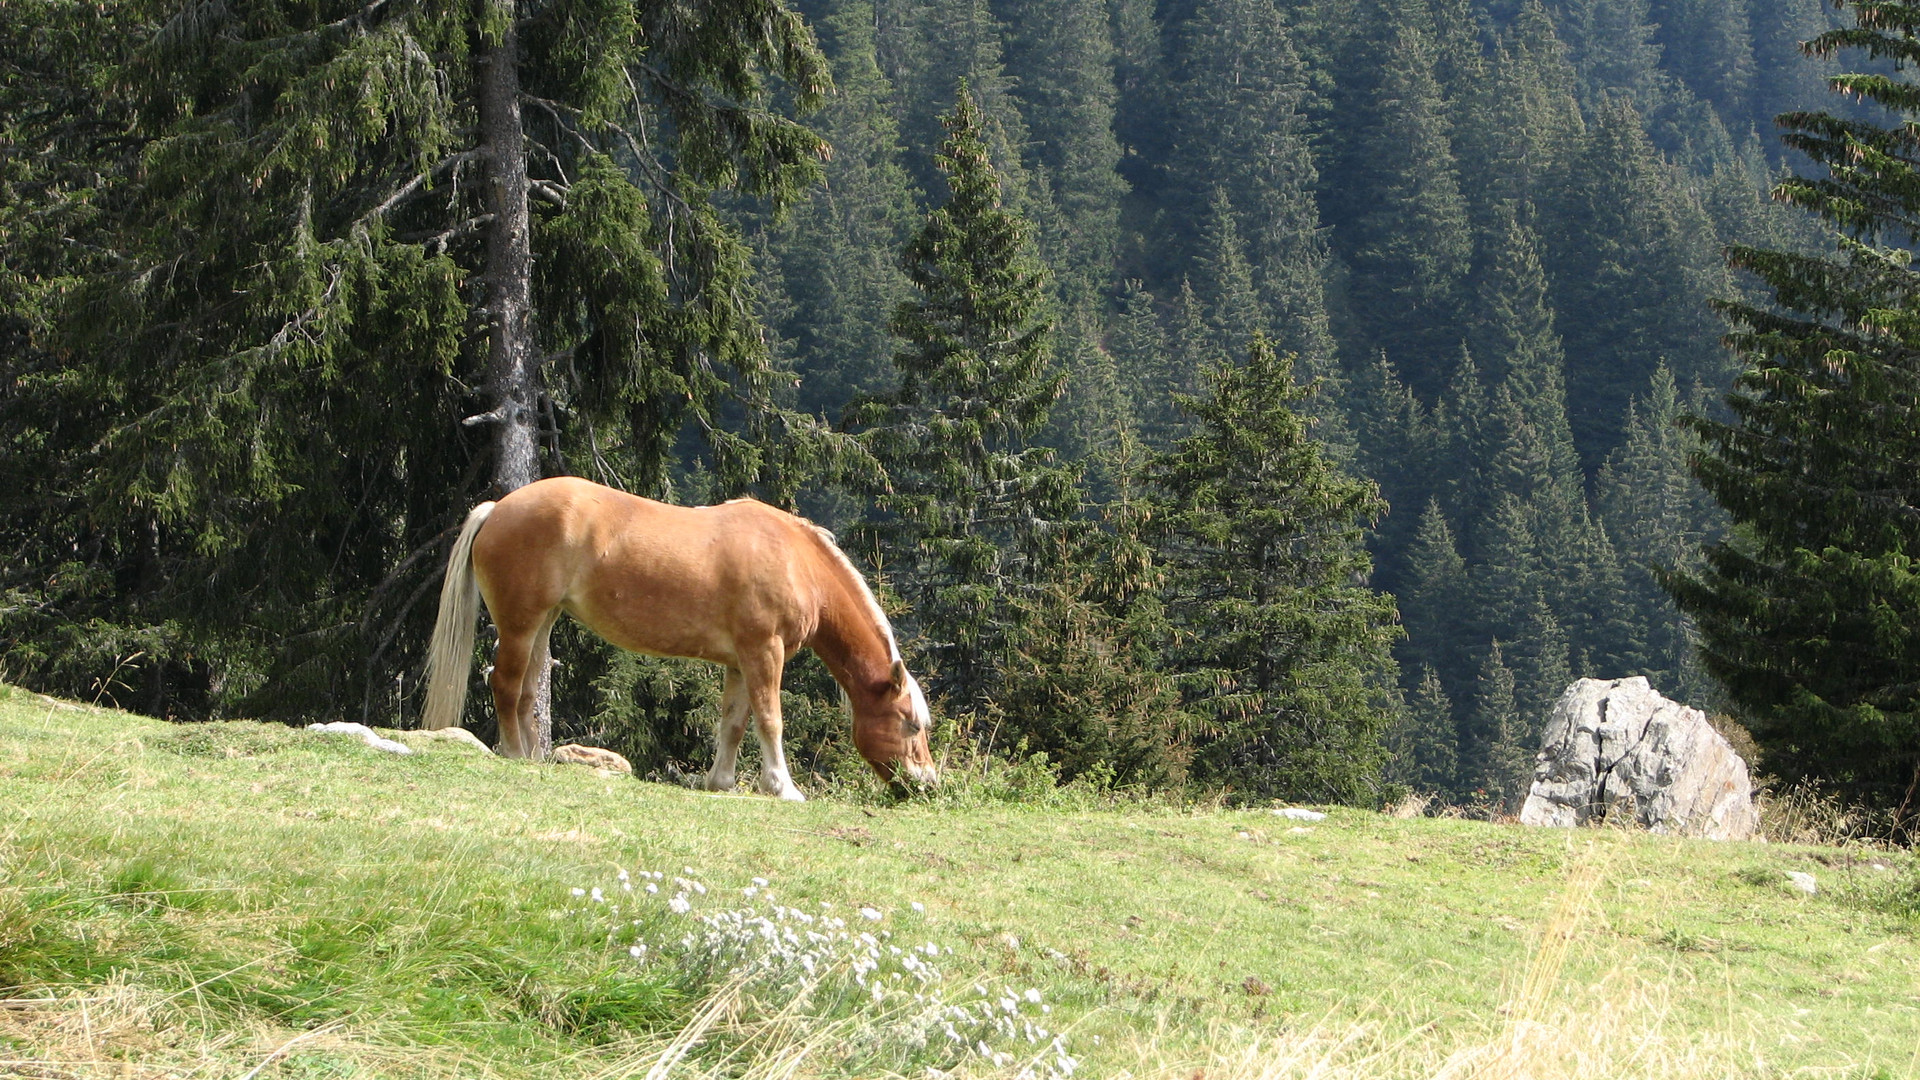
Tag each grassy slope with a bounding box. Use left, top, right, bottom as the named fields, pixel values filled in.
left=2, top=683, right=1917, bottom=1078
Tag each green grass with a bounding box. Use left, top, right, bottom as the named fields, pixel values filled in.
left=2, top=684, right=1918, bottom=1078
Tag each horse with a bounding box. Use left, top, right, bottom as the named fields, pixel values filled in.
left=419, top=476, right=936, bottom=799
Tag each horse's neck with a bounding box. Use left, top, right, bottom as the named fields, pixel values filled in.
left=807, top=570, right=895, bottom=698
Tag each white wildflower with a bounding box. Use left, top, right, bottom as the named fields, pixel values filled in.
left=571, top=887, right=586, bottom=897
left=860, top=906, right=883, bottom=921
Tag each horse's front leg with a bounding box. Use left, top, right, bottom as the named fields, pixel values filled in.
left=742, top=646, right=804, bottom=801
left=704, top=667, right=751, bottom=792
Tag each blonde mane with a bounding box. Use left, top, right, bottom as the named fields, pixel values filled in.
left=806, top=523, right=903, bottom=664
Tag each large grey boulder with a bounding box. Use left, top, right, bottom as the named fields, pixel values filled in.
left=1519, top=677, right=1758, bottom=840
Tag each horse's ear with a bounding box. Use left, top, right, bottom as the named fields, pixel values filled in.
left=889, top=659, right=908, bottom=694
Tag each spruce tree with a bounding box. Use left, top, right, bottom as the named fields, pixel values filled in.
left=1396, top=499, right=1473, bottom=695
left=1456, top=0, right=1583, bottom=222
left=1544, top=99, right=1731, bottom=468
left=1147, top=333, right=1401, bottom=804
left=766, top=0, right=919, bottom=420
left=1653, top=0, right=1756, bottom=120
left=1112, top=280, right=1178, bottom=445
left=1385, top=665, right=1461, bottom=797
left=1666, top=0, right=1920, bottom=806
left=1193, top=188, right=1265, bottom=365
left=1329, top=3, right=1474, bottom=396
left=1348, top=354, right=1439, bottom=563
left=1467, top=641, right=1534, bottom=811
left=1597, top=366, right=1723, bottom=693
left=1166, top=0, right=1334, bottom=367
left=848, top=85, right=1072, bottom=720
left=1551, top=0, right=1670, bottom=110
left=998, top=0, right=1127, bottom=304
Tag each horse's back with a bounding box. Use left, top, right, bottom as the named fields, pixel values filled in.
left=472, top=477, right=826, bottom=664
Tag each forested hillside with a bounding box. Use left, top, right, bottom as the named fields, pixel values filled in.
left=0, top=0, right=1851, bottom=807
left=751, top=0, right=1836, bottom=804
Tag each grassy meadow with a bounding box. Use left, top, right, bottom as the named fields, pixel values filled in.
left=2, top=681, right=1918, bottom=1079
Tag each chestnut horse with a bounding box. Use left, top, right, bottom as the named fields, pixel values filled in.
left=419, top=476, right=935, bottom=799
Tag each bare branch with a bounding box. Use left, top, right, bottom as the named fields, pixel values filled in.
left=355, top=150, right=484, bottom=231
left=398, top=212, right=495, bottom=254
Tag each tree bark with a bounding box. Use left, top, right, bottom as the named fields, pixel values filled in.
left=477, top=2, right=553, bottom=758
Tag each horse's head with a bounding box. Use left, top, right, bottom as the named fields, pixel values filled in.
left=849, top=659, right=937, bottom=788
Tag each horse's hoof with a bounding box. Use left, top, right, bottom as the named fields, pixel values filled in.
left=776, top=786, right=807, bottom=802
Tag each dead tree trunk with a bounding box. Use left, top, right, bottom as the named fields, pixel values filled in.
left=472, top=3, right=553, bottom=759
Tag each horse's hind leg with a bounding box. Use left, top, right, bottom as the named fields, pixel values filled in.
left=489, top=609, right=557, bottom=759
left=704, top=667, right=750, bottom=792
left=742, top=644, right=804, bottom=801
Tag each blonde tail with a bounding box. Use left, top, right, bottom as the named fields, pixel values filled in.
left=420, top=501, right=497, bottom=730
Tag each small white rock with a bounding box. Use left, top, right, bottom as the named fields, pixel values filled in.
left=1785, top=870, right=1818, bottom=895
left=307, top=721, right=414, bottom=755
left=1273, top=807, right=1327, bottom=821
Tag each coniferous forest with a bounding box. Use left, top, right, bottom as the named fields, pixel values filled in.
left=6, top=0, right=1915, bottom=811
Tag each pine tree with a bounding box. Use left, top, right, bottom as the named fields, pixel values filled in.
left=1147, top=333, right=1401, bottom=804
left=1665, top=0, right=1920, bottom=808
left=1329, top=0, right=1474, bottom=398
left=848, top=85, right=1072, bottom=719
left=1467, top=641, right=1534, bottom=810
left=1597, top=366, right=1723, bottom=692
left=1166, top=0, right=1334, bottom=367
left=1385, top=665, right=1461, bottom=796
left=1397, top=499, right=1473, bottom=694
left=999, top=0, right=1127, bottom=304
left=1544, top=99, right=1731, bottom=468
left=766, top=0, right=919, bottom=420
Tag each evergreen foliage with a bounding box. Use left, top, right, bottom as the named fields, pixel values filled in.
left=1668, top=0, right=1920, bottom=807
left=1385, top=665, right=1460, bottom=795
left=848, top=86, right=1072, bottom=721
left=0, top=0, right=1854, bottom=803
left=1466, top=641, right=1533, bottom=810
left=1, top=0, right=841, bottom=730
left=1146, top=334, right=1400, bottom=803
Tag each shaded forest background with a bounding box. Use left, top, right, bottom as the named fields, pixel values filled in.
left=744, top=0, right=1836, bottom=805
left=0, top=0, right=1853, bottom=807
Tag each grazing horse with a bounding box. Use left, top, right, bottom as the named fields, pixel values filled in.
left=419, top=476, right=936, bottom=799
